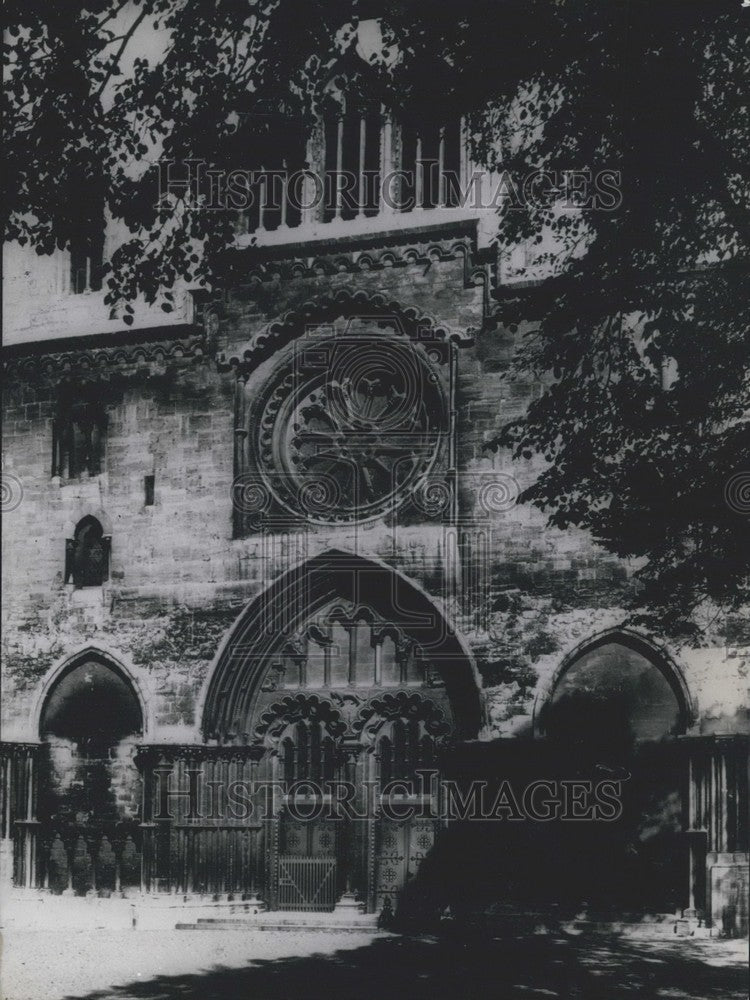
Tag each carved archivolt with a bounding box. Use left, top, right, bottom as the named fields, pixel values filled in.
left=220, top=222, right=492, bottom=319
left=217, top=286, right=468, bottom=374
left=201, top=550, right=483, bottom=742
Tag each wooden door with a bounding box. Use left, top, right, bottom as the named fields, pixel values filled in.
left=375, top=819, right=436, bottom=910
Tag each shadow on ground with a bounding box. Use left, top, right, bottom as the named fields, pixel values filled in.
left=61, top=932, right=748, bottom=1000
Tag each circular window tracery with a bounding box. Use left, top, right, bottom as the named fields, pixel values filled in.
left=254, top=335, right=448, bottom=523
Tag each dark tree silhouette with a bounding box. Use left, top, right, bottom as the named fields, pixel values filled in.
left=4, top=0, right=749, bottom=631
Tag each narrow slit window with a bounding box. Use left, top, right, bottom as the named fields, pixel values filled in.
left=70, top=228, right=105, bottom=294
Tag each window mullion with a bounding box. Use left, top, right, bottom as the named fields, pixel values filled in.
left=415, top=134, right=423, bottom=210
left=438, top=125, right=446, bottom=208
left=280, top=159, right=288, bottom=228
left=335, top=115, right=344, bottom=220
left=380, top=107, right=393, bottom=216
left=357, top=117, right=366, bottom=218
left=258, top=167, right=267, bottom=231
left=348, top=627, right=355, bottom=686
left=323, top=640, right=331, bottom=687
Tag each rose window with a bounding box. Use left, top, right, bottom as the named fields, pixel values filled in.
left=254, top=336, right=447, bottom=523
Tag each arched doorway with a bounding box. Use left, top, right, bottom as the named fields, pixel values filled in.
left=203, top=549, right=481, bottom=740
left=537, top=633, right=691, bottom=916
left=171, top=550, right=481, bottom=912
left=38, top=653, right=144, bottom=895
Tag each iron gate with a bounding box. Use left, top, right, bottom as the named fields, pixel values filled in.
left=277, top=856, right=338, bottom=911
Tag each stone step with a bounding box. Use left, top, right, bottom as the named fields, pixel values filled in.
left=194, top=914, right=377, bottom=925
left=443, top=908, right=713, bottom=940
left=560, top=918, right=711, bottom=939
left=176, top=916, right=382, bottom=933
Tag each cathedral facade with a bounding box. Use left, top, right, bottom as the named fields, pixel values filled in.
left=2, top=100, right=748, bottom=935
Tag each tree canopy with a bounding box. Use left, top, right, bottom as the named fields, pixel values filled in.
left=4, top=0, right=749, bottom=635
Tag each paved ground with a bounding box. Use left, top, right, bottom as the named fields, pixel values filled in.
left=1, top=928, right=747, bottom=1000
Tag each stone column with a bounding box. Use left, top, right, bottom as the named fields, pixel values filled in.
left=334, top=745, right=365, bottom=915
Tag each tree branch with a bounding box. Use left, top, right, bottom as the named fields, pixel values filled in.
left=94, top=9, right=149, bottom=100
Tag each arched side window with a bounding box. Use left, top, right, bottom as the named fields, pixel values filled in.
left=39, top=655, right=144, bottom=893
left=65, top=516, right=111, bottom=588
left=41, top=657, right=143, bottom=747
left=40, top=656, right=143, bottom=823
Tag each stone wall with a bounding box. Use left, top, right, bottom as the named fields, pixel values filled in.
left=707, top=853, right=749, bottom=937
left=2, top=221, right=748, bottom=745
left=46, top=736, right=141, bottom=824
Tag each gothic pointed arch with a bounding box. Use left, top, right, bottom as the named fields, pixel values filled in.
left=201, top=550, right=482, bottom=742
left=30, top=648, right=146, bottom=897
left=36, top=648, right=145, bottom=744
left=534, top=628, right=695, bottom=744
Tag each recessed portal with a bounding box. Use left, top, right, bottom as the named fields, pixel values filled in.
left=39, top=656, right=143, bottom=895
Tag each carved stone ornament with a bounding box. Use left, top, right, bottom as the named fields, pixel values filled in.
left=254, top=694, right=346, bottom=744
left=252, top=333, right=448, bottom=523
left=353, top=691, right=451, bottom=741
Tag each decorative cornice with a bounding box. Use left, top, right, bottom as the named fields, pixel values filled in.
left=134, top=743, right=265, bottom=763
left=232, top=218, right=489, bottom=277
left=231, top=228, right=492, bottom=292
left=210, top=221, right=495, bottom=372
left=4, top=326, right=208, bottom=383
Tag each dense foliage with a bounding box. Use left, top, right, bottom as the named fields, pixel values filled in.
left=4, top=0, right=749, bottom=632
